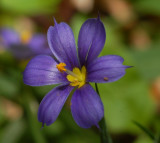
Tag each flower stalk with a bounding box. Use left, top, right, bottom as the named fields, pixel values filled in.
left=95, top=83, right=112, bottom=143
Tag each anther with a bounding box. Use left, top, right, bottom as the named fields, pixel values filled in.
left=56, top=63, right=67, bottom=72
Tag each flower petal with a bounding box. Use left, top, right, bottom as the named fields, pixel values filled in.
left=47, top=19, right=79, bottom=70
left=38, top=84, right=74, bottom=126
left=0, top=28, right=20, bottom=47
left=87, top=55, right=130, bottom=83
left=8, top=44, right=34, bottom=59
left=71, top=84, right=104, bottom=128
left=78, top=17, right=106, bottom=66
left=28, top=34, right=52, bottom=55
left=23, top=55, right=68, bottom=86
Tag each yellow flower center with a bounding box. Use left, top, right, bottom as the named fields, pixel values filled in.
left=56, top=63, right=86, bottom=88
left=20, top=30, right=32, bottom=44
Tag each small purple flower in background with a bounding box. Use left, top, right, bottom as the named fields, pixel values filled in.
left=0, top=28, right=51, bottom=59
left=23, top=16, right=130, bottom=128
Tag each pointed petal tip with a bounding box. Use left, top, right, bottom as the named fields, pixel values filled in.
left=38, top=85, right=73, bottom=127
left=53, top=17, right=58, bottom=25
left=40, top=122, right=45, bottom=130
left=96, top=124, right=100, bottom=129
left=97, top=12, right=100, bottom=20
left=71, top=84, right=104, bottom=129
left=48, top=17, right=79, bottom=69
left=87, top=55, right=129, bottom=83
left=126, top=65, right=133, bottom=68
left=78, top=14, right=106, bottom=66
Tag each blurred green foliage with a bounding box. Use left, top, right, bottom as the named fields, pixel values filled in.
left=0, top=0, right=160, bottom=143
left=133, top=0, right=160, bottom=15
left=0, top=0, right=61, bottom=15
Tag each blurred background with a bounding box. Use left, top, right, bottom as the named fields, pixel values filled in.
left=0, top=0, right=160, bottom=143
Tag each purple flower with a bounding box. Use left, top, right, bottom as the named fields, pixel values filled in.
left=0, top=28, right=51, bottom=59
left=23, top=17, right=130, bottom=128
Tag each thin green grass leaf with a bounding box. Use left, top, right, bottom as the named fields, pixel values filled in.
left=133, top=121, right=155, bottom=140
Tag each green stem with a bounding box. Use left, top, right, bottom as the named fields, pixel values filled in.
left=95, top=83, right=112, bottom=143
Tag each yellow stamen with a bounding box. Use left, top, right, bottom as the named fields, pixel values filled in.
left=56, top=63, right=86, bottom=88
left=56, top=63, right=67, bottom=72
left=20, top=30, right=32, bottom=44
left=67, top=66, right=86, bottom=88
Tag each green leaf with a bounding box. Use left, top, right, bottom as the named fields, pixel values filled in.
left=22, top=94, right=47, bottom=143
left=134, top=136, right=153, bottom=143
left=133, top=0, right=160, bottom=16
left=0, top=0, right=61, bottom=15
left=0, top=120, right=26, bottom=143
left=99, top=71, right=155, bottom=133
left=71, top=14, right=88, bottom=45
left=131, top=47, right=160, bottom=80
left=34, top=84, right=56, bottom=98
left=155, top=134, right=160, bottom=143
left=0, top=74, right=19, bottom=98
left=133, top=121, right=155, bottom=140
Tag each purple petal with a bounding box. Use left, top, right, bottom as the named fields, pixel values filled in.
left=28, top=34, right=52, bottom=55
left=87, top=55, right=130, bottom=83
left=23, top=55, right=68, bottom=86
left=78, top=17, right=106, bottom=66
left=71, top=84, right=104, bottom=128
left=47, top=19, right=79, bottom=70
left=38, top=84, right=74, bottom=126
left=8, top=44, right=34, bottom=59
left=0, top=28, right=20, bottom=47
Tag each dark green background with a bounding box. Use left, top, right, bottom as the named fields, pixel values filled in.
left=0, top=0, right=160, bottom=142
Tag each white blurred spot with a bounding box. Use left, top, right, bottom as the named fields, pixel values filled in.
left=71, top=0, right=94, bottom=13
